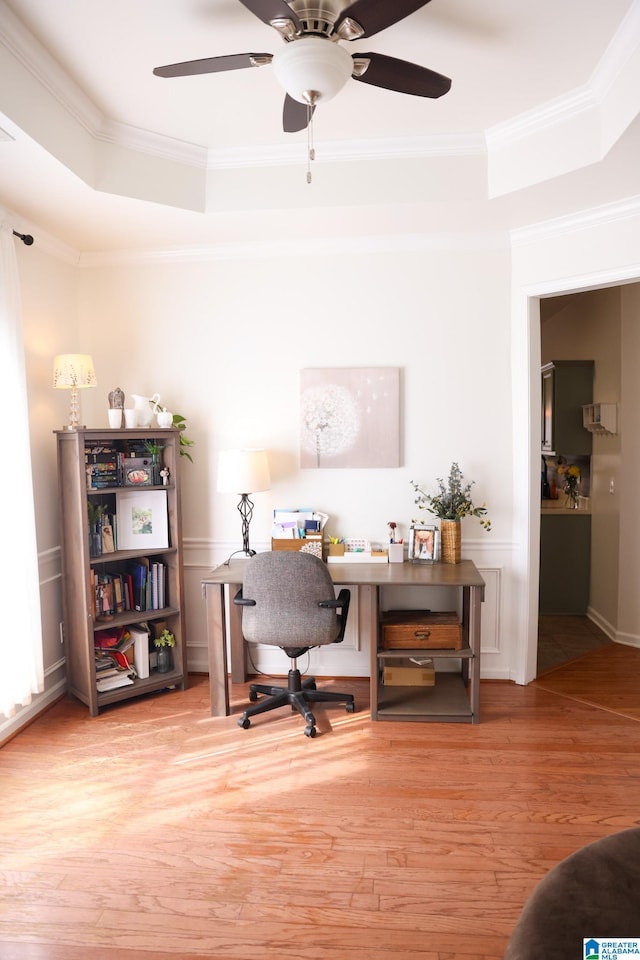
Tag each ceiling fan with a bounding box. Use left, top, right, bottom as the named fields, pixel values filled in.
left=153, top=0, right=452, bottom=134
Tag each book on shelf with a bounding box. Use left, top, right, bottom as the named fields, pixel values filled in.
left=96, top=672, right=135, bottom=692
left=95, top=574, right=116, bottom=618
left=127, top=559, right=149, bottom=612
left=112, top=575, right=124, bottom=613
left=149, top=561, right=166, bottom=610
left=129, top=624, right=150, bottom=679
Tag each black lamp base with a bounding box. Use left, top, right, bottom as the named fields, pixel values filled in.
left=223, top=493, right=256, bottom=565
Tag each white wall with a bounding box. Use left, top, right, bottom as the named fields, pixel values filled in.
left=72, top=240, right=514, bottom=679
left=511, top=195, right=640, bottom=682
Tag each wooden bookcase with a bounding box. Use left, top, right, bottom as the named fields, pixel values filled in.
left=56, top=427, right=188, bottom=715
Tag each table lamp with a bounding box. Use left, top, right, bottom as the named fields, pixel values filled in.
left=53, top=353, right=97, bottom=430
left=217, top=449, right=271, bottom=560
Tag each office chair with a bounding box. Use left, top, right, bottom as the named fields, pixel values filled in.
left=233, top=550, right=355, bottom=737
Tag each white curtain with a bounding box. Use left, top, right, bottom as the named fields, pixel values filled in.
left=0, top=222, right=44, bottom=717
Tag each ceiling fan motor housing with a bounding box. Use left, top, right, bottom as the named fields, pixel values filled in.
left=272, top=36, right=353, bottom=103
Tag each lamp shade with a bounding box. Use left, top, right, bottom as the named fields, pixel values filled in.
left=217, top=449, right=271, bottom=494
left=53, top=354, right=97, bottom=389
left=272, top=37, right=353, bottom=104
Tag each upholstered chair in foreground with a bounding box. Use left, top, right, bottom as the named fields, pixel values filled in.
left=504, top=827, right=640, bottom=958
left=233, top=551, right=355, bottom=738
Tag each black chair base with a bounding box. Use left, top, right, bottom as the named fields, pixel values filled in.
left=238, top=668, right=355, bottom=737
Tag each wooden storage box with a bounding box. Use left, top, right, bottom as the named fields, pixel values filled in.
left=383, top=657, right=435, bottom=686
left=381, top=611, right=462, bottom=650
left=271, top=536, right=323, bottom=559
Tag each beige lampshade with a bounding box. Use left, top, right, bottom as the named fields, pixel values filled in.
left=53, top=354, right=97, bottom=389
left=53, top=354, right=97, bottom=430
left=217, top=449, right=271, bottom=494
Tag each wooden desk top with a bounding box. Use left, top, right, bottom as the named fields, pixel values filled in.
left=202, top=558, right=485, bottom=593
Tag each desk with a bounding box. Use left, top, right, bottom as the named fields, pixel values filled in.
left=202, top=558, right=485, bottom=722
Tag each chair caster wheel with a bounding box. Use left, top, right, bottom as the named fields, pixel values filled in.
left=346, top=702, right=355, bottom=713
left=238, top=716, right=251, bottom=729
left=249, top=690, right=258, bottom=702
left=304, top=725, right=317, bottom=738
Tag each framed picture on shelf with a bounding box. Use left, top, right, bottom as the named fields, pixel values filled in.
left=408, top=524, right=437, bottom=562
left=116, top=490, right=169, bottom=551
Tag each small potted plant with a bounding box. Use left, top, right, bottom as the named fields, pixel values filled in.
left=87, top=501, right=108, bottom=557
left=154, top=628, right=175, bottom=673
left=411, top=462, right=491, bottom=563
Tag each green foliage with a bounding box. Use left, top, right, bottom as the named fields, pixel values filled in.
left=87, top=501, right=108, bottom=528
left=154, top=629, right=175, bottom=648
left=411, top=462, right=491, bottom=530
left=172, top=413, right=194, bottom=462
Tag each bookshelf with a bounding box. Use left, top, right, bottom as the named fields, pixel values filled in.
left=56, top=427, right=188, bottom=715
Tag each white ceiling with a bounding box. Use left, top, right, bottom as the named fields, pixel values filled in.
left=0, top=0, right=637, bottom=252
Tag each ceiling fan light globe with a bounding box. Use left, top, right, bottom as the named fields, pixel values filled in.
left=272, top=37, right=352, bottom=104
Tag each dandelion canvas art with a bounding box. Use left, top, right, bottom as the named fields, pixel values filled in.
left=300, top=367, right=400, bottom=468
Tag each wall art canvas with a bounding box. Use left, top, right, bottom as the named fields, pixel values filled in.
left=300, top=367, right=400, bottom=468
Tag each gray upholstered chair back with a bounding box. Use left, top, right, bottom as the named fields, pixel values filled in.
left=241, top=551, right=342, bottom=648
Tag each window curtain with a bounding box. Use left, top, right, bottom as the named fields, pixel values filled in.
left=0, top=222, right=44, bottom=717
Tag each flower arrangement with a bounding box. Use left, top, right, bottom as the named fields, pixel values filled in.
left=154, top=629, right=175, bottom=648
left=557, top=462, right=580, bottom=507
left=411, top=462, right=491, bottom=530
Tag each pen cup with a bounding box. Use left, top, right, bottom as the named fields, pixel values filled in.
left=388, top=543, right=404, bottom=563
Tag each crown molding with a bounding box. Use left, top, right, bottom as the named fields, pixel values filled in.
left=97, top=119, right=208, bottom=168
left=510, top=194, right=640, bottom=247
left=487, top=1, right=640, bottom=153
left=78, top=229, right=509, bottom=267
left=0, top=0, right=102, bottom=135
left=206, top=132, right=486, bottom=169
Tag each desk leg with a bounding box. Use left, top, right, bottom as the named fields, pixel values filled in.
left=228, top=584, right=247, bottom=684
left=361, top=585, right=379, bottom=720
left=468, top=584, right=482, bottom=723
left=204, top=582, right=230, bottom=717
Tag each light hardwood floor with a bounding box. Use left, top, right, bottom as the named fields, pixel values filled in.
left=2, top=649, right=640, bottom=960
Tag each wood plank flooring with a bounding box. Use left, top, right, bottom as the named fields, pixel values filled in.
left=2, top=653, right=640, bottom=960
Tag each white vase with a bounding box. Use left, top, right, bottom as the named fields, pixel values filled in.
left=157, top=410, right=173, bottom=428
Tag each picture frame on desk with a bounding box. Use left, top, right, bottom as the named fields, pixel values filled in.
left=408, top=524, right=437, bottom=562
left=115, top=490, right=169, bottom=551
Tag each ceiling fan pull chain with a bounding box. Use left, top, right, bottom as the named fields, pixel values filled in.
left=307, top=103, right=315, bottom=184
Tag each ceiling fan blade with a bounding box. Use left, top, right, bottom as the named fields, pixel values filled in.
left=237, top=0, right=302, bottom=31
left=153, top=53, right=272, bottom=78
left=335, top=0, right=431, bottom=39
left=352, top=52, right=451, bottom=98
left=283, top=94, right=315, bottom=133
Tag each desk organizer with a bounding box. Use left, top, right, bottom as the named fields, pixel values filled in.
left=271, top=535, right=323, bottom=559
